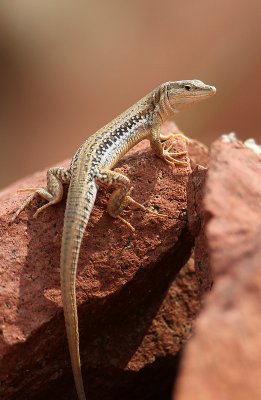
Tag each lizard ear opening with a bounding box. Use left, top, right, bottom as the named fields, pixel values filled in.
left=184, top=85, right=191, bottom=91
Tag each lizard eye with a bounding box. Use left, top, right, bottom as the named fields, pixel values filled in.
left=184, top=85, right=191, bottom=91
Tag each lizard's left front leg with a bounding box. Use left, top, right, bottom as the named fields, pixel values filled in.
left=150, top=117, right=189, bottom=167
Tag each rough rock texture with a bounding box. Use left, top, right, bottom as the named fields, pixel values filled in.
left=175, top=137, right=261, bottom=400
left=187, top=165, right=212, bottom=294
left=0, top=139, right=205, bottom=400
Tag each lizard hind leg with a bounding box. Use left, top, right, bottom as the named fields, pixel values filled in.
left=97, top=169, right=165, bottom=232
left=11, top=167, right=71, bottom=221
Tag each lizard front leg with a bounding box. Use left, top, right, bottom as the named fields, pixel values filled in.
left=97, top=168, right=163, bottom=231
left=11, top=167, right=71, bottom=221
left=150, top=116, right=189, bottom=167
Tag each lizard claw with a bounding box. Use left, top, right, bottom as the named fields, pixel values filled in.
left=164, top=157, right=189, bottom=167
left=116, top=215, right=136, bottom=232
left=127, top=196, right=167, bottom=217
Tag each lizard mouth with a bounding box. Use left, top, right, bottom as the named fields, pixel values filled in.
left=189, top=87, right=216, bottom=99
left=202, top=85, right=216, bottom=96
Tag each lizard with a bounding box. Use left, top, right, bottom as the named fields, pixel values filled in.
left=12, top=80, right=216, bottom=400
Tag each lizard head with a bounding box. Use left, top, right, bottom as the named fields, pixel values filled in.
left=163, top=80, right=216, bottom=113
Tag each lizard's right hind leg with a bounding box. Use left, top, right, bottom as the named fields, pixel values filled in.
left=11, top=167, right=71, bottom=221
left=97, top=168, right=165, bottom=232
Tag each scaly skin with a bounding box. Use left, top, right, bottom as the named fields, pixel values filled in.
left=13, top=80, right=216, bottom=400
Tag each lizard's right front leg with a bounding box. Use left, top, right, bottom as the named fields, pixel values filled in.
left=150, top=116, right=189, bottom=167
left=11, top=167, right=71, bottom=221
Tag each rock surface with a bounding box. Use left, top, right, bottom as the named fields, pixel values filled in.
left=0, top=139, right=204, bottom=400
left=175, top=137, right=261, bottom=400
left=4, top=133, right=260, bottom=400
left=187, top=165, right=212, bottom=294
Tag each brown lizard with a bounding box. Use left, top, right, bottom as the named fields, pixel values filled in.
left=13, top=80, right=216, bottom=400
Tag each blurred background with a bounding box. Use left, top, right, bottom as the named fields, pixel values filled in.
left=0, top=0, right=260, bottom=189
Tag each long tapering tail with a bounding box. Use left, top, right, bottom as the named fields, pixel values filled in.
left=60, top=179, right=97, bottom=400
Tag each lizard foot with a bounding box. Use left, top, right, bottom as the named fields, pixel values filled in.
left=161, top=139, right=189, bottom=167
left=12, top=187, right=58, bottom=221
left=32, top=201, right=55, bottom=218
left=114, top=188, right=166, bottom=232
left=11, top=188, right=39, bottom=222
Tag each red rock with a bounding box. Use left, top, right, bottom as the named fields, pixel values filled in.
left=0, top=139, right=204, bottom=400
left=187, top=139, right=209, bottom=170
left=186, top=136, right=211, bottom=295
left=187, top=165, right=213, bottom=294
left=175, top=137, right=261, bottom=400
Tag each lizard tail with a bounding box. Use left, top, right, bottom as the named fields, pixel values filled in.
left=60, top=179, right=97, bottom=400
